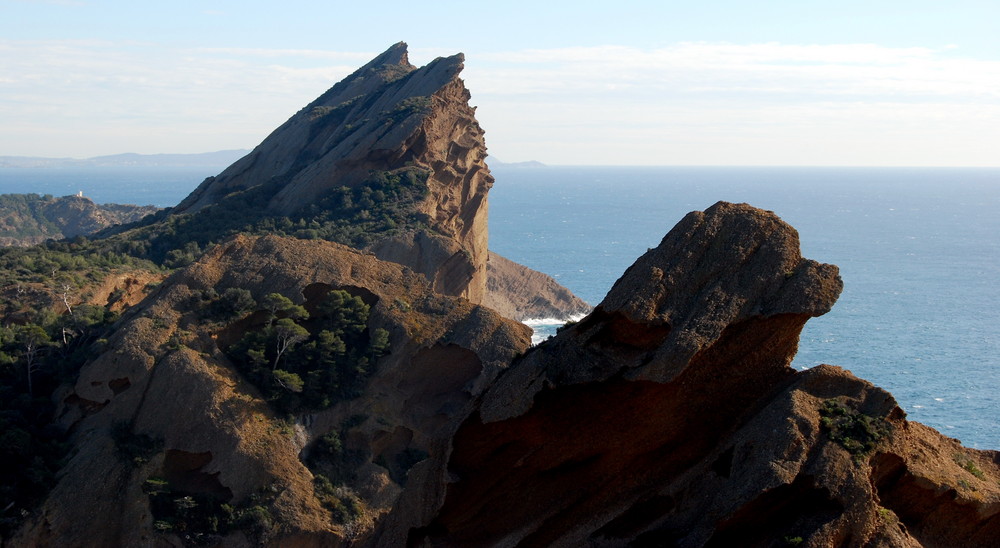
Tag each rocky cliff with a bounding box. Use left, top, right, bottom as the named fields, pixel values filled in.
left=6, top=42, right=998, bottom=548
left=172, top=42, right=493, bottom=304
left=12, top=202, right=998, bottom=548
left=484, top=251, right=591, bottom=321
left=0, top=194, right=158, bottom=247
left=407, top=202, right=1000, bottom=547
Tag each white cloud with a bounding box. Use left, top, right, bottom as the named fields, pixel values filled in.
left=0, top=40, right=997, bottom=165
left=465, top=43, right=1000, bottom=165
left=468, top=43, right=1000, bottom=99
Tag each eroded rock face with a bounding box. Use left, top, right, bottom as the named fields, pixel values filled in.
left=409, top=202, right=1000, bottom=547
left=174, top=42, right=493, bottom=303
left=12, top=235, right=530, bottom=547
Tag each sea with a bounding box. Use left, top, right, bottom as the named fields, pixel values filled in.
left=1, top=165, right=998, bottom=450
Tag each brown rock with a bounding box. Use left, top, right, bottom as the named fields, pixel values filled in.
left=12, top=235, right=530, bottom=547
left=408, top=201, right=1000, bottom=547
left=173, top=43, right=493, bottom=303
left=483, top=251, right=592, bottom=321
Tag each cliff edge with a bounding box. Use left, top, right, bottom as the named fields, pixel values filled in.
left=173, top=42, right=493, bottom=304
left=409, top=202, right=1000, bottom=547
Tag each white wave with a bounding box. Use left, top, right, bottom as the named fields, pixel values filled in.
left=521, top=313, right=588, bottom=327
left=522, top=313, right=589, bottom=346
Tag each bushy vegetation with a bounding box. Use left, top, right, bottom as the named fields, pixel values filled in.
left=0, top=236, right=161, bottom=289
left=0, top=193, right=62, bottom=240
left=304, top=424, right=367, bottom=524
left=0, top=298, right=121, bottom=536
left=819, top=398, right=891, bottom=460
left=101, top=166, right=430, bottom=267
left=313, top=474, right=362, bottom=524
left=143, top=477, right=279, bottom=546
left=111, top=421, right=164, bottom=468
left=954, top=453, right=986, bottom=480
left=226, top=290, right=390, bottom=414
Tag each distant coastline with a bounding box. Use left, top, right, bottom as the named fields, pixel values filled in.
left=0, top=149, right=250, bottom=168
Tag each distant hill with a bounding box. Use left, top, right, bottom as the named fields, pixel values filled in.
left=0, top=193, right=160, bottom=246
left=0, top=150, right=250, bottom=168
left=486, top=155, right=546, bottom=169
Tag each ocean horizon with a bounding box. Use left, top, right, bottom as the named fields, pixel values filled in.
left=1, top=164, right=998, bottom=449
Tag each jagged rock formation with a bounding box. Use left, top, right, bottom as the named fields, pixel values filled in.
left=7, top=42, right=999, bottom=547
left=12, top=235, right=530, bottom=547
left=0, top=194, right=158, bottom=246
left=173, top=42, right=493, bottom=304
left=484, top=251, right=591, bottom=321
left=11, top=201, right=1000, bottom=547
left=406, top=202, right=1000, bottom=547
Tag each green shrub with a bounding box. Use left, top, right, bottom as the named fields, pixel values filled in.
left=110, top=421, right=163, bottom=467
left=819, top=399, right=890, bottom=460
left=144, top=478, right=279, bottom=544
left=226, top=289, right=389, bottom=414
left=313, top=474, right=361, bottom=523
left=954, top=453, right=986, bottom=480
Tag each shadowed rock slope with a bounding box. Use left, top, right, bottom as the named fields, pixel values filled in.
left=410, top=202, right=1000, bottom=548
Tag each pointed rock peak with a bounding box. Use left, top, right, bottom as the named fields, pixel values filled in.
left=348, top=41, right=414, bottom=80
left=170, top=42, right=493, bottom=302
left=372, top=41, right=410, bottom=67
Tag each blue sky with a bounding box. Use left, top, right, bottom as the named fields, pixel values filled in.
left=2, top=0, right=999, bottom=165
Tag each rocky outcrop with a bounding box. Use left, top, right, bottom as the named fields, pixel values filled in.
left=173, top=42, right=493, bottom=303
left=9, top=43, right=998, bottom=546
left=407, top=202, right=1000, bottom=547
left=11, top=235, right=530, bottom=547
left=0, top=194, right=158, bottom=246
left=13, top=201, right=1000, bottom=548
left=484, top=251, right=592, bottom=321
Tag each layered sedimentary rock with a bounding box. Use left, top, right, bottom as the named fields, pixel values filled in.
left=484, top=251, right=592, bottom=321
left=407, top=202, right=1000, bottom=547
left=173, top=42, right=493, bottom=304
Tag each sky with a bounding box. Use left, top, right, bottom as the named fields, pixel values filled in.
left=1, top=0, right=999, bottom=166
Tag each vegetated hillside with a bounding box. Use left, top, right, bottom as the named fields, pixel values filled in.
left=0, top=194, right=158, bottom=247
left=8, top=234, right=532, bottom=547
left=0, top=42, right=587, bottom=544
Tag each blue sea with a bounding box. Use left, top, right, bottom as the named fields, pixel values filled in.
left=2, top=165, right=998, bottom=449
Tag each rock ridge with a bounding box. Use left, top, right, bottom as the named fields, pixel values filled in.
left=172, top=42, right=494, bottom=304
left=407, top=201, right=1000, bottom=548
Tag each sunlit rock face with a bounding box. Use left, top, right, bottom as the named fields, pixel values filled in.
left=175, top=42, right=493, bottom=303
